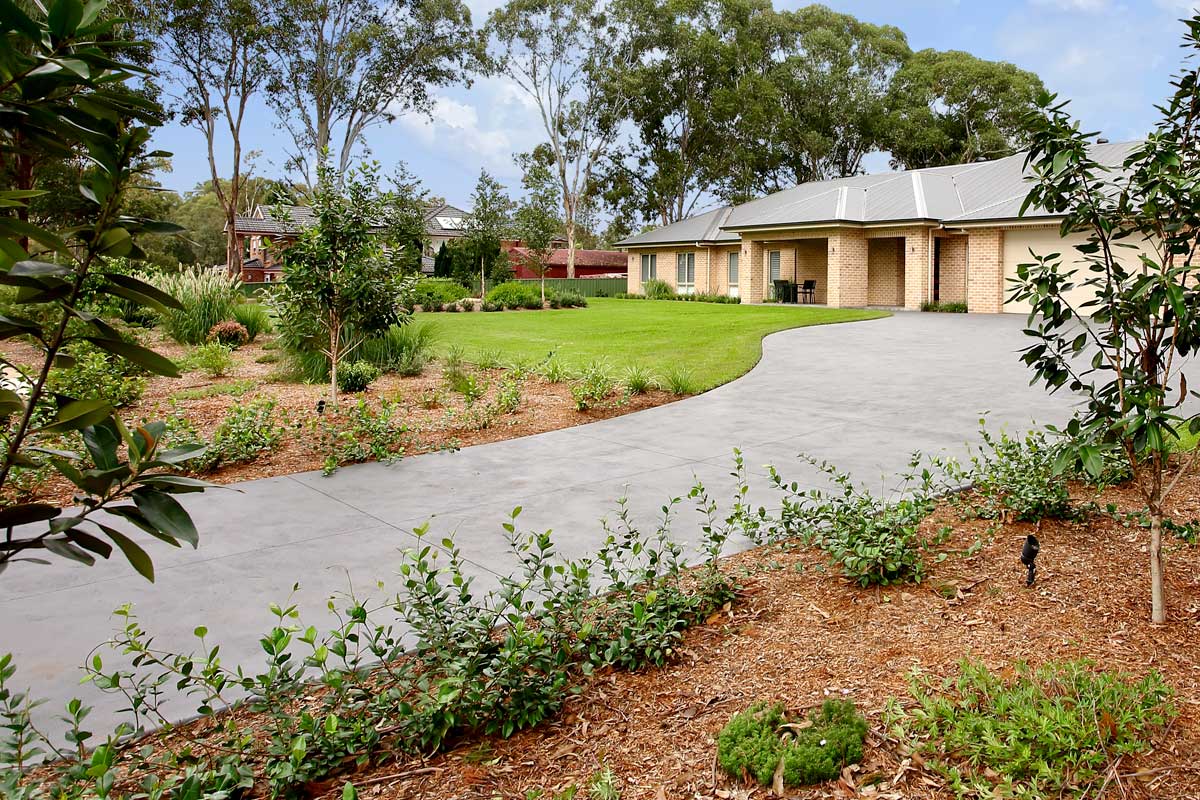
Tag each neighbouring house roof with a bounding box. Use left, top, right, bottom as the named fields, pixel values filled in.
left=617, top=141, right=1141, bottom=248
left=424, top=203, right=469, bottom=237
left=510, top=247, right=627, bottom=269
left=233, top=201, right=471, bottom=239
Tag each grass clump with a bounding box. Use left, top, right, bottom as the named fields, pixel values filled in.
left=571, top=361, right=616, bottom=411
left=232, top=302, right=274, bottom=341
left=475, top=347, right=503, bottom=370
left=660, top=366, right=698, bottom=396
left=170, top=379, right=256, bottom=402
left=152, top=269, right=242, bottom=345
left=359, top=322, right=438, bottom=377
left=920, top=300, right=968, bottom=313
left=641, top=278, right=675, bottom=299
left=623, top=364, right=654, bottom=396
left=718, top=700, right=867, bottom=788
left=888, top=660, right=1176, bottom=799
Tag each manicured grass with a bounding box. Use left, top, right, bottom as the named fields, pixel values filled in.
left=425, top=298, right=888, bottom=390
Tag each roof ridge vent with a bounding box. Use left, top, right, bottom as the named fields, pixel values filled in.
left=835, top=186, right=848, bottom=219
left=912, top=172, right=927, bottom=218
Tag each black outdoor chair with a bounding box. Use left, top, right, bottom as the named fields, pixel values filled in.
left=799, top=280, right=816, bottom=303
left=772, top=279, right=797, bottom=303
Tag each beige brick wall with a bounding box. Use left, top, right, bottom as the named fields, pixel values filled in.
left=827, top=229, right=869, bottom=307
left=967, top=229, right=1005, bottom=313
left=794, top=240, right=828, bottom=304
left=741, top=239, right=765, bottom=303
left=867, top=238, right=904, bottom=306
left=937, top=235, right=968, bottom=304
left=707, top=245, right=741, bottom=296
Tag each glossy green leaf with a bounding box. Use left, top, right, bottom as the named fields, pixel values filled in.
left=132, top=489, right=199, bottom=547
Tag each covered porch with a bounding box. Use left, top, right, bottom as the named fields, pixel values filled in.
left=738, top=226, right=970, bottom=310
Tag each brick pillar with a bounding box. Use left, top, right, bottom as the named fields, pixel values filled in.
left=904, top=231, right=931, bottom=310
left=626, top=252, right=639, bottom=294
left=827, top=229, right=868, bottom=307
left=967, top=229, right=1005, bottom=313
left=742, top=238, right=765, bottom=303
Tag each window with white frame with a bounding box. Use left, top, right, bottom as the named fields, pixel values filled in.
left=640, top=253, right=657, bottom=283
left=768, top=250, right=781, bottom=298
left=676, top=252, right=695, bottom=294
left=727, top=252, right=739, bottom=287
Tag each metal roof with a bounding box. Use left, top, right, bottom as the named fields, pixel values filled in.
left=614, top=206, right=738, bottom=247
left=616, top=141, right=1141, bottom=247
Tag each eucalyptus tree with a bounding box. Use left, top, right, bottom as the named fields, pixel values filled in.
left=269, top=0, right=482, bottom=184
left=488, top=0, right=634, bottom=277
left=886, top=49, right=1046, bottom=170
left=141, top=0, right=271, bottom=274
left=1009, top=13, right=1200, bottom=623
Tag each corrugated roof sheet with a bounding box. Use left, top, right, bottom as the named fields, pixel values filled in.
left=617, top=141, right=1141, bottom=247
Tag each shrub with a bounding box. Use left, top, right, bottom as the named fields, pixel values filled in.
left=481, top=301, right=501, bottom=312
left=183, top=343, right=235, bottom=378
left=664, top=292, right=739, bottom=304
left=336, top=361, right=380, bottom=394
left=493, top=374, right=523, bottom=414
left=571, top=361, right=616, bottom=411
left=232, top=302, right=273, bottom=341
left=718, top=700, right=867, bottom=788
left=624, top=364, right=654, bottom=396
left=46, top=344, right=146, bottom=407
left=201, top=398, right=286, bottom=468
left=358, top=322, right=437, bottom=377
left=556, top=290, right=588, bottom=308
left=151, top=269, right=242, bottom=345
left=486, top=281, right=544, bottom=310
left=920, top=300, right=968, bottom=313
left=888, top=660, right=1176, bottom=798
left=660, top=367, right=698, bottom=396
left=642, top=278, right=675, bottom=299
left=943, top=423, right=1074, bottom=522
left=445, top=365, right=487, bottom=407
left=206, top=320, right=250, bottom=349
left=313, top=397, right=407, bottom=475
left=409, top=278, right=471, bottom=310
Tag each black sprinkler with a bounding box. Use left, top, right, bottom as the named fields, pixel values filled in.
left=1021, top=534, right=1040, bottom=587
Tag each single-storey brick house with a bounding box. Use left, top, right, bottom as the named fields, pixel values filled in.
left=616, top=141, right=1154, bottom=313
left=506, top=246, right=627, bottom=279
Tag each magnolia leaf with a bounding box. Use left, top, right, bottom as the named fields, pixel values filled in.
left=97, top=524, right=155, bottom=582
left=132, top=489, right=199, bottom=547
left=38, top=398, right=112, bottom=434
left=85, top=336, right=179, bottom=377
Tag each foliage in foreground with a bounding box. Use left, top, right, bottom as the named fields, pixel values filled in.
left=888, top=660, right=1176, bottom=799
left=718, top=700, right=867, bottom=788
left=1, top=477, right=742, bottom=799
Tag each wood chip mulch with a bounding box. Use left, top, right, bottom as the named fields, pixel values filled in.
left=329, top=476, right=1200, bottom=800
left=1, top=332, right=678, bottom=505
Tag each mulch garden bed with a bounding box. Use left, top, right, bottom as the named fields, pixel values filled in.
left=1, top=331, right=678, bottom=506
left=335, top=475, right=1200, bottom=800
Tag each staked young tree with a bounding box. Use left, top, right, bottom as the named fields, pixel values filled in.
left=514, top=154, right=563, bottom=305
left=488, top=0, right=634, bottom=278
left=1009, top=13, right=1200, bottom=624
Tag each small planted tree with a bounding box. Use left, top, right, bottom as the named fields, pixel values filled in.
left=463, top=169, right=514, bottom=297
left=514, top=154, right=563, bottom=305
left=1, top=1, right=214, bottom=579
left=274, top=162, right=411, bottom=401
left=1009, top=13, right=1200, bottom=623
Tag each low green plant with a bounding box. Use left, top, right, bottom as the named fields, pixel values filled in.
left=660, top=367, right=698, bottom=396
left=151, top=269, right=243, bottom=345
left=571, top=361, right=616, bottom=411
left=170, top=380, right=256, bottom=402
left=417, top=387, right=446, bottom=409
left=888, top=660, right=1176, bottom=799
left=46, top=344, right=147, bottom=408
left=231, top=303, right=273, bottom=341
left=255, top=352, right=279, bottom=364
left=182, top=343, right=235, bottom=378
left=409, top=277, right=471, bottom=310
left=556, top=290, right=588, bottom=308
left=336, top=361, right=380, bottom=394
left=641, top=278, right=675, bottom=299
left=486, top=281, right=544, bottom=310
left=200, top=398, right=286, bottom=469
left=717, top=700, right=867, bottom=788
left=442, top=344, right=465, bottom=370
left=942, top=423, right=1074, bottom=522
left=920, top=300, right=968, bottom=313
left=587, top=767, right=620, bottom=800
left=313, top=398, right=408, bottom=475
left=664, top=292, right=739, bottom=304
left=539, top=356, right=575, bottom=384
left=494, top=374, right=524, bottom=414
left=357, top=322, right=437, bottom=377
left=623, top=364, right=654, bottom=396
left=476, top=348, right=503, bottom=370
left=206, top=320, right=250, bottom=349
left=445, top=365, right=487, bottom=407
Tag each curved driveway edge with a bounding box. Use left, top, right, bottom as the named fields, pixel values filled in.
left=1, top=311, right=1079, bottom=734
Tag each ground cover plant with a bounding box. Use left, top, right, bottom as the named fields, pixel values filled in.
left=426, top=298, right=886, bottom=391
left=717, top=700, right=867, bottom=788
left=888, top=660, right=1176, bottom=798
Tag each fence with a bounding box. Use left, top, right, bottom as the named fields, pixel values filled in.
left=242, top=276, right=629, bottom=299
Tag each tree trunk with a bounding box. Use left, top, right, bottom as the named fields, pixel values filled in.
left=566, top=219, right=576, bottom=279
left=540, top=274, right=546, bottom=306
left=329, top=322, right=340, bottom=404
left=1150, top=507, right=1166, bottom=623
left=480, top=257, right=486, bottom=300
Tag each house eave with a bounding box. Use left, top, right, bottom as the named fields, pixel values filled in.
left=722, top=218, right=940, bottom=235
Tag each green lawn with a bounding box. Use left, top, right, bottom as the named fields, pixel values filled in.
left=423, top=298, right=888, bottom=391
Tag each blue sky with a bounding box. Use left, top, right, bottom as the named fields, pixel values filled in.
left=149, top=0, right=1199, bottom=209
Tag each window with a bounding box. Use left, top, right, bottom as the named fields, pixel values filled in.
left=676, top=252, right=695, bottom=294
left=640, top=253, right=657, bottom=282
left=768, top=250, right=781, bottom=299
left=727, top=252, right=739, bottom=287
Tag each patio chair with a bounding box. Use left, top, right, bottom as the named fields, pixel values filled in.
left=799, top=280, right=816, bottom=303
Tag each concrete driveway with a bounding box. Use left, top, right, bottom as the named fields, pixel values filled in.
left=1, top=311, right=1080, bottom=735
